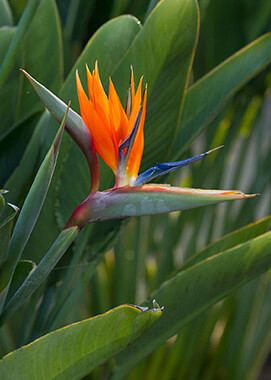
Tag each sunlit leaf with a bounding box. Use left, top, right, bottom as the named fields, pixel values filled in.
left=0, top=304, right=163, bottom=379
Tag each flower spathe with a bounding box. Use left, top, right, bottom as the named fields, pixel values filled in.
left=76, top=62, right=147, bottom=187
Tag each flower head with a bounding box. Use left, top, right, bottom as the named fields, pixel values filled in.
left=76, top=62, right=147, bottom=187
left=20, top=67, right=256, bottom=231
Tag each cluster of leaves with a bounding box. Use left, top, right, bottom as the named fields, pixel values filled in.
left=0, top=0, right=271, bottom=379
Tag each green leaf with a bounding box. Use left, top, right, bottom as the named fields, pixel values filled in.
left=0, top=108, right=67, bottom=314
left=171, top=32, right=271, bottom=159
left=6, top=259, right=36, bottom=305
left=0, top=304, right=163, bottom=379
left=0, top=0, right=13, bottom=26
left=0, top=202, right=19, bottom=268
left=113, top=230, right=271, bottom=378
left=66, top=185, right=256, bottom=228
left=0, top=227, right=78, bottom=325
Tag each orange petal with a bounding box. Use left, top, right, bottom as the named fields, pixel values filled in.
left=92, top=62, right=111, bottom=133
left=109, top=78, right=128, bottom=143
left=76, top=70, right=118, bottom=171
left=126, top=86, right=147, bottom=179
left=86, top=64, right=94, bottom=103
left=128, top=77, right=143, bottom=134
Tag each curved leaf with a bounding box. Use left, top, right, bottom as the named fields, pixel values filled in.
left=0, top=304, right=163, bottom=379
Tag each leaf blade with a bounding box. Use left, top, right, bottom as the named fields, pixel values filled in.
left=0, top=304, right=162, bottom=379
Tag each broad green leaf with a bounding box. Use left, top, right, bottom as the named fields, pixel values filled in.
left=111, top=0, right=199, bottom=169
left=0, top=0, right=13, bottom=26
left=0, top=109, right=67, bottom=314
left=66, top=185, right=255, bottom=227
left=0, top=202, right=19, bottom=268
left=0, top=304, right=163, bottom=379
left=5, top=260, right=35, bottom=305
left=113, top=230, right=271, bottom=378
left=0, top=227, right=78, bottom=325
left=171, top=33, right=271, bottom=159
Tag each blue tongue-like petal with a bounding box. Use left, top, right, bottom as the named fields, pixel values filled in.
left=135, top=146, right=223, bottom=185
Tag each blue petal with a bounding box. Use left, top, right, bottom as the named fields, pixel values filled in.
left=135, top=146, right=223, bottom=185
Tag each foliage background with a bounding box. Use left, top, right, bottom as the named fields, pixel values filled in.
left=0, top=0, right=271, bottom=379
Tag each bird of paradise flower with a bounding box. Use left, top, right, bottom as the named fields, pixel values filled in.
left=22, top=64, right=256, bottom=230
